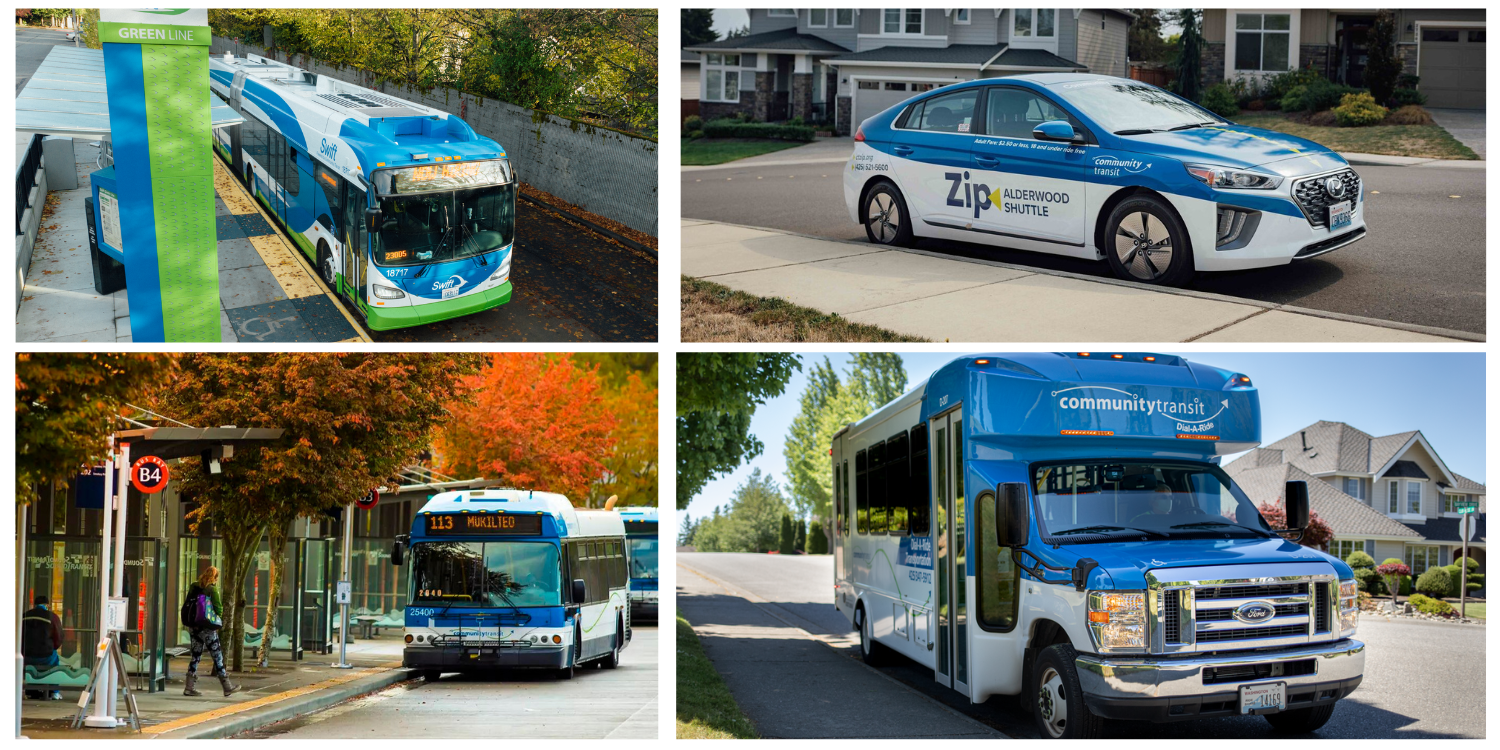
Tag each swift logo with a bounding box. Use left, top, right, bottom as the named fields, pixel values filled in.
left=319, top=138, right=339, bottom=160
left=1094, top=155, right=1149, bottom=173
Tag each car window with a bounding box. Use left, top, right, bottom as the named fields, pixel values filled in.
left=913, top=90, right=978, bottom=134
left=986, top=88, right=1077, bottom=140
left=899, top=101, right=925, bottom=129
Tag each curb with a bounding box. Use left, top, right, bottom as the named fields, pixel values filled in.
left=157, top=667, right=413, bottom=739
left=1340, top=152, right=1485, bottom=169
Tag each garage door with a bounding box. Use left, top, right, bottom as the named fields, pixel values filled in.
left=1418, top=27, right=1485, bottom=109
left=853, top=80, right=941, bottom=128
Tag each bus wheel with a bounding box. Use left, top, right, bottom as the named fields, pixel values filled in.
left=316, top=241, right=337, bottom=288
left=1264, top=704, right=1335, bottom=733
left=1033, top=643, right=1103, bottom=739
left=856, top=604, right=886, bottom=666
left=601, top=623, right=622, bottom=670
left=1104, top=194, right=1194, bottom=287
left=862, top=182, right=915, bottom=247
left=418, top=670, right=441, bottom=682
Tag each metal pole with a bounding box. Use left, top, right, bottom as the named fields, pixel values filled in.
left=334, top=504, right=353, bottom=669
left=1459, top=513, right=1469, bottom=619
left=16, top=502, right=28, bottom=738
left=85, top=439, right=118, bottom=728
left=110, top=442, right=129, bottom=712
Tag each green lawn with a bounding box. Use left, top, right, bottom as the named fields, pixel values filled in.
left=682, top=137, right=807, bottom=166
left=682, top=276, right=929, bottom=343
left=1233, top=112, right=1479, bottom=160
left=1455, top=602, right=1485, bottom=619
left=676, top=615, right=759, bottom=739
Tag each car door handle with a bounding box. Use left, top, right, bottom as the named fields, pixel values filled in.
left=974, top=155, right=1001, bottom=167
left=892, top=145, right=914, bottom=155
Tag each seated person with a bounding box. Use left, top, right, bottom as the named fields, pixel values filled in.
left=1129, top=481, right=1177, bottom=524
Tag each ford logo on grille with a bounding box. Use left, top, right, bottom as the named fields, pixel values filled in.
left=1324, top=175, right=1347, bottom=199
left=1233, top=600, right=1277, bottom=624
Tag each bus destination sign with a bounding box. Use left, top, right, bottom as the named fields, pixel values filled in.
left=425, top=513, right=542, bottom=536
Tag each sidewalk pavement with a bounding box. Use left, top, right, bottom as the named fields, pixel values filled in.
left=678, top=562, right=1003, bottom=739
left=16, top=139, right=369, bottom=343
left=21, top=636, right=410, bottom=739
left=682, top=219, right=1479, bottom=342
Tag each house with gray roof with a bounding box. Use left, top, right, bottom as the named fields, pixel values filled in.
left=1225, top=420, right=1485, bottom=585
left=684, top=9, right=1133, bottom=134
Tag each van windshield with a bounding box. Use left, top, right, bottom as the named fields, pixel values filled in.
left=1055, top=80, right=1224, bottom=134
left=1031, top=461, right=1276, bottom=542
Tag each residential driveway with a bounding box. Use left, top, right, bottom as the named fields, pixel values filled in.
left=1427, top=108, right=1485, bottom=158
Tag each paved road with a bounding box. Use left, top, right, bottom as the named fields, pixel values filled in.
left=679, top=553, right=1486, bottom=739
left=682, top=149, right=1486, bottom=334
left=240, top=626, right=657, bottom=738
left=16, top=26, right=72, bottom=92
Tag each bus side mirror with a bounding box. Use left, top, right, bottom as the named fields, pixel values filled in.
left=391, top=540, right=404, bottom=566
left=571, top=578, right=586, bottom=604
left=996, top=483, right=1030, bottom=548
left=1284, top=480, right=1310, bottom=532
left=365, top=206, right=381, bottom=233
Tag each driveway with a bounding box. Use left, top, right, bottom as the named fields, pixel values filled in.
left=1428, top=108, right=1486, bottom=158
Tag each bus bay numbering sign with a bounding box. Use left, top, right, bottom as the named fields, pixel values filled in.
left=130, top=456, right=170, bottom=494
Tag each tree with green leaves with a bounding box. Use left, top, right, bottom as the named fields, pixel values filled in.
left=779, top=513, right=795, bottom=555
left=682, top=9, right=718, bottom=47
left=808, top=520, right=827, bottom=554
left=710, top=469, right=790, bottom=553
left=1175, top=9, right=1203, bottom=102
left=1127, top=9, right=1171, bottom=63
left=794, top=518, right=806, bottom=553
left=1364, top=9, right=1401, bottom=105
left=677, top=353, right=799, bottom=509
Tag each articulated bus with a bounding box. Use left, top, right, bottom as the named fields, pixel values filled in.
left=392, top=489, right=631, bottom=680
left=208, top=52, right=515, bottom=330
left=834, top=353, right=1362, bottom=738
left=618, top=506, right=659, bottom=618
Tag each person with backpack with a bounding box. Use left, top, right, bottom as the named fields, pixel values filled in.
left=21, top=595, right=64, bottom=700
left=180, top=566, right=240, bottom=697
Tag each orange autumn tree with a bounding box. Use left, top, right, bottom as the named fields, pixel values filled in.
left=592, top=370, right=658, bottom=507
left=437, top=353, right=618, bottom=503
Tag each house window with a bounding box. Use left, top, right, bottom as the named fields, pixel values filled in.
left=884, top=9, right=924, bottom=35
left=1330, top=539, right=1360, bottom=562
left=835, top=9, right=854, bottom=28
left=704, top=54, right=741, bottom=103
left=1422, top=28, right=1460, bottom=43
left=1404, top=545, right=1441, bottom=576
left=955, top=9, right=971, bottom=25
left=1407, top=481, right=1423, bottom=515
left=768, top=10, right=797, bottom=18
left=1014, top=9, right=1057, bottom=38
left=810, top=9, right=827, bottom=28
left=1388, top=481, right=1400, bottom=514
left=1444, top=494, right=1464, bottom=513
left=1342, top=477, right=1361, bottom=500
left=1234, top=13, right=1292, bottom=72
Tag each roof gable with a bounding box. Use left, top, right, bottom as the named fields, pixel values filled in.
left=1227, top=462, right=1423, bottom=539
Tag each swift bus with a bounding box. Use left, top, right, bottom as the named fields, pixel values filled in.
left=833, top=353, right=1363, bottom=738
left=392, top=489, right=631, bottom=680
left=209, top=52, right=515, bottom=330
left=618, top=505, right=659, bottom=619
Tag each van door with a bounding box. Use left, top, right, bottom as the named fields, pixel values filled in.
left=889, top=87, right=982, bottom=229
left=931, top=407, right=968, bottom=696
left=969, top=86, right=1090, bottom=250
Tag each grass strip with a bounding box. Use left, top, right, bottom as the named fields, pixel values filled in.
left=682, top=138, right=808, bottom=166
left=1234, top=112, right=1479, bottom=160
left=676, top=614, right=759, bottom=739
left=682, top=276, right=928, bottom=342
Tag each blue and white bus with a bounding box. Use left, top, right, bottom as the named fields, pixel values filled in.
left=209, top=52, right=515, bottom=330
left=834, top=353, right=1362, bottom=737
left=618, top=505, right=659, bottom=619
left=392, top=489, right=631, bottom=680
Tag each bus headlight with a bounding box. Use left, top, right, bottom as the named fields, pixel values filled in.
left=1339, top=580, right=1358, bottom=636
left=1185, top=164, right=1283, bottom=190
left=372, top=284, right=405, bottom=299
left=1087, top=591, right=1147, bottom=652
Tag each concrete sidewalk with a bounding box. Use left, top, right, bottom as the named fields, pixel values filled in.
left=21, top=637, right=410, bottom=739
left=678, top=562, right=1004, bottom=739
left=682, top=219, right=1478, bottom=342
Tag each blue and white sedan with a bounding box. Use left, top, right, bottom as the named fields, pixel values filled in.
left=844, top=74, right=1366, bottom=286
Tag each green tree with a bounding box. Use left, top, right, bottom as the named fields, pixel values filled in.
left=1364, top=9, right=1402, bottom=104
left=778, top=512, right=795, bottom=555
left=1127, top=8, right=1170, bottom=63
left=794, top=518, right=806, bottom=553
left=677, top=354, right=799, bottom=508
left=1175, top=9, right=1203, bottom=102
left=808, top=520, right=827, bottom=554
left=682, top=9, right=718, bottom=47
left=677, top=513, right=698, bottom=547
left=721, top=469, right=790, bottom=553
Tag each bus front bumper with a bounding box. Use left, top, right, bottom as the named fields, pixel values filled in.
left=404, top=643, right=567, bottom=671
left=367, top=282, right=512, bottom=331
left=1074, top=638, right=1365, bottom=722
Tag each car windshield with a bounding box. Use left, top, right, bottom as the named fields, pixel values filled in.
left=628, top=537, right=658, bottom=579
left=372, top=185, right=515, bottom=268
left=1055, top=80, right=1225, bottom=134
left=407, top=541, right=561, bottom=608
left=1032, top=461, right=1275, bottom=542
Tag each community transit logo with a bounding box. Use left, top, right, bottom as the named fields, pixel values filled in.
left=1052, top=385, right=1228, bottom=433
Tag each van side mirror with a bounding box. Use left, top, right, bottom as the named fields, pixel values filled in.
left=391, top=540, right=404, bottom=566
left=996, top=483, right=1030, bottom=548
left=1033, top=120, right=1081, bottom=143
left=571, top=578, right=587, bottom=604
left=1284, top=480, right=1310, bottom=533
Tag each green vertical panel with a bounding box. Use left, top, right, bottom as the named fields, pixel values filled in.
left=142, top=44, right=220, bottom=342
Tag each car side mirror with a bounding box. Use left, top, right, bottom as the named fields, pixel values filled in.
left=1284, top=480, right=1310, bottom=532
left=571, top=578, right=586, bottom=604
left=391, top=540, right=404, bottom=566
left=996, top=483, right=1030, bottom=548
left=1033, top=120, right=1081, bottom=143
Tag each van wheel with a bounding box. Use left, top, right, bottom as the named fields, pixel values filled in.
left=1104, top=194, right=1194, bottom=286
left=856, top=604, right=887, bottom=666
left=1264, top=704, right=1336, bottom=733
left=862, top=182, right=915, bottom=247
left=1033, top=643, right=1104, bottom=739
left=316, top=240, right=337, bottom=288
left=418, top=670, right=441, bottom=682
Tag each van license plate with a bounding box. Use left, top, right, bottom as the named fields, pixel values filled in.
left=1328, top=201, right=1352, bottom=231
left=1239, top=682, right=1287, bottom=714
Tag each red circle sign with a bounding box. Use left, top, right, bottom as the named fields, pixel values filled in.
left=356, top=489, right=380, bottom=510
left=130, top=456, right=170, bottom=494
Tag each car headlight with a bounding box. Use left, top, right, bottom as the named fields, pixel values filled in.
left=372, top=284, right=405, bottom=299
left=1184, top=163, right=1283, bottom=190
left=1339, top=580, right=1358, bottom=636
left=1087, top=590, right=1147, bottom=652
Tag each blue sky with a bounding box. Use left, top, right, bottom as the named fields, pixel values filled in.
left=677, top=352, right=1485, bottom=535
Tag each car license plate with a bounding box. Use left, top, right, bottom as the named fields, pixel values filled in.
left=1328, top=200, right=1352, bottom=231
left=1239, top=682, right=1287, bottom=714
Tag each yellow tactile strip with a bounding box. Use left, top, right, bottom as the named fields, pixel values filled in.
left=211, top=158, right=371, bottom=343
left=140, top=662, right=403, bottom=736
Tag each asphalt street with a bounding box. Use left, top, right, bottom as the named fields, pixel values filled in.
left=679, top=553, right=1486, bottom=739
left=682, top=149, right=1486, bottom=334
left=238, top=626, right=657, bottom=738
left=16, top=26, right=71, bottom=92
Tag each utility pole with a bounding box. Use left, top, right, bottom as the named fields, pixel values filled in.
left=333, top=502, right=353, bottom=669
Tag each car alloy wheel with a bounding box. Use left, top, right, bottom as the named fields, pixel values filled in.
left=867, top=192, right=902, bottom=244
left=1113, top=210, right=1175, bottom=281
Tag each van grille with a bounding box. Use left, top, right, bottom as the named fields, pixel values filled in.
left=1292, top=169, right=1361, bottom=228
left=1198, top=624, right=1306, bottom=643
left=1315, top=582, right=1331, bottom=632
left=1162, top=591, right=1181, bottom=643
left=1197, top=583, right=1306, bottom=600
left=1199, top=602, right=1307, bottom=622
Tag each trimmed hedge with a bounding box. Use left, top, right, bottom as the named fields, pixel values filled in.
left=1408, top=593, right=1455, bottom=616
left=1345, top=550, right=1376, bottom=569
left=1333, top=92, right=1388, bottom=127
left=1282, top=80, right=1365, bottom=113
left=702, top=119, right=816, bottom=142
left=1415, top=566, right=1452, bottom=597
left=1352, top=566, right=1383, bottom=594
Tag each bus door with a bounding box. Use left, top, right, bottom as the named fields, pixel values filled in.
left=931, top=406, right=969, bottom=696
left=341, top=184, right=368, bottom=304
left=228, top=71, right=247, bottom=177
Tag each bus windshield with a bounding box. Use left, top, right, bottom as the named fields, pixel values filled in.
left=408, top=541, right=561, bottom=607
left=372, top=183, right=515, bottom=267
left=1032, top=461, right=1276, bottom=543
left=628, top=537, right=658, bottom=579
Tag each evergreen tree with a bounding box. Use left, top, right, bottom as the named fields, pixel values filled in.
left=794, top=518, right=807, bottom=553
left=1364, top=9, right=1401, bottom=104
left=1175, top=9, right=1203, bottom=102
left=779, top=513, right=795, bottom=555
left=808, top=520, right=827, bottom=554
left=681, top=9, right=718, bottom=47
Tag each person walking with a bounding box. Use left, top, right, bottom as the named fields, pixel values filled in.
left=182, top=566, right=240, bottom=697
left=21, top=595, right=64, bottom=700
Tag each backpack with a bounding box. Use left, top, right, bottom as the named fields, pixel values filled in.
left=180, top=586, right=223, bottom=631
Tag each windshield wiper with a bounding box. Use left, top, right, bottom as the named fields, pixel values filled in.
left=1053, top=525, right=1167, bottom=539
left=1113, top=128, right=1158, bottom=135
left=1169, top=521, right=1275, bottom=537
left=1167, top=122, right=1217, bottom=132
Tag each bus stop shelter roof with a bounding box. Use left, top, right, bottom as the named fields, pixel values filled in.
left=114, top=426, right=285, bottom=460
left=16, top=45, right=243, bottom=140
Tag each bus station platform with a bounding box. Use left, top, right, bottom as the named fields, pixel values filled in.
left=16, top=140, right=368, bottom=343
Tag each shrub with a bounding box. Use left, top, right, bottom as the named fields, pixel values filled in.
left=1280, top=85, right=1311, bottom=112
left=1453, top=555, right=1484, bottom=594
left=1384, top=105, right=1433, bottom=125
left=1265, top=67, right=1324, bottom=102
left=687, top=129, right=705, bottom=140
left=1415, top=566, right=1452, bottom=597
left=1399, top=575, right=1413, bottom=596
left=1345, top=550, right=1376, bottom=569
left=1201, top=83, right=1239, bottom=117
left=808, top=521, right=827, bottom=554
left=1333, top=92, right=1388, bottom=127
left=1245, top=99, right=1265, bottom=111
left=683, top=114, right=704, bottom=132
left=1388, top=88, right=1427, bottom=108
left=1377, top=560, right=1411, bottom=600
left=702, top=119, right=816, bottom=142
left=1408, top=593, right=1455, bottom=616
left=778, top=513, right=794, bottom=555
left=1285, top=80, right=1365, bottom=112
left=1352, top=566, right=1383, bottom=594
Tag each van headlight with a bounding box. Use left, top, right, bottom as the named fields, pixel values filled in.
left=1185, top=164, right=1283, bottom=190
left=372, top=284, right=405, bottom=299
left=1087, top=591, right=1147, bottom=652
left=1339, top=580, right=1358, bottom=636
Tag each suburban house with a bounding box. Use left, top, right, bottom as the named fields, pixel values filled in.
left=1200, top=8, right=1486, bottom=108
left=683, top=50, right=701, bottom=119
left=685, top=9, right=1133, bottom=135
left=1225, top=420, right=1486, bottom=589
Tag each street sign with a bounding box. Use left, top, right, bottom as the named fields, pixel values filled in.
left=129, top=455, right=170, bottom=494
left=75, top=465, right=109, bottom=509
left=1457, top=500, right=1479, bottom=514
left=356, top=488, right=380, bottom=510
left=335, top=581, right=352, bottom=605
left=1461, top=514, right=1477, bottom=542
